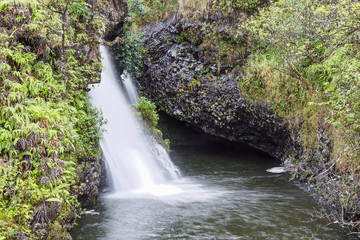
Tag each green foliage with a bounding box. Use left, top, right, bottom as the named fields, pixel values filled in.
left=199, top=21, right=247, bottom=67
left=245, top=0, right=360, bottom=161
left=135, top=97, right=159, bottom=130
left=148, top=0, right=166, bottom=12
left=241, top=51, right=311, bottom=116
left=69, top=1, right=91, bottom=19
left=177, top=0, right=267, bottom=20
left=129, top=0, right=147, bottom=17
left=112, top=27, right=146, bottom=77
left=131, top=0, right=177, bottom=25
left=243, top=0, right=360, bottom=226
left=110, top=0, right=147, bottom=76
left=0, top=0, right=105, bottom=238
left=211, top=0, right=263, bottom=15
left=131, top=0, right=266, bottom=27
left=134, top=97, right=170, bottom=151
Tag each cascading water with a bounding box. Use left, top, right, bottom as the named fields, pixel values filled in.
left=89, top=46, right=180, bottom=195
left=121, top=71, right=138, bottom=105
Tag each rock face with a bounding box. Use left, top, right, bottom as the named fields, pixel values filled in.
left=136, top=17, right=360, bottom=229
left=101, top=0, right=128, bottom=42
left=77, top=157, right=102, bottom=207
left=138, top=18, right=291, bottom=159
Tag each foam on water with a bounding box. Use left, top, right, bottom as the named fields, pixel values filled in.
left=104, top=178, right=226, bottom=204
left=266, top=167, right=286, bottom=173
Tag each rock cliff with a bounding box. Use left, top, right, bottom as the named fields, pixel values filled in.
left=138, top=18, right=291, bottom=159
left=136, top=17, right=353, bottom=228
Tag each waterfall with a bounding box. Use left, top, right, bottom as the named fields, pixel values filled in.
left=121, top=71, right=138, bottom=105
left=89, top=46, right=180, bottom=195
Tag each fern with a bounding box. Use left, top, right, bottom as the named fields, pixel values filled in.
left=0, top=0, right=105, bottom=237
left=0, top=62, right=11, bottom=75
left=0, top=0, right=12, bottom=11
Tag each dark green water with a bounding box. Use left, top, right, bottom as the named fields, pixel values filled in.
left=71, top=116, right=355, bottom=240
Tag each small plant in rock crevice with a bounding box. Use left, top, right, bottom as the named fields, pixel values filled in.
left=135, top=97, right=160, bottom=130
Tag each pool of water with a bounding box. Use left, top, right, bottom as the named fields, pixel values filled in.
left=71, top=117, right=354, bottom=240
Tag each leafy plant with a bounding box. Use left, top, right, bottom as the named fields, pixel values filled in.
left=242, top=0, right=360, bottom=229
left=129, top=0, right=146, bottom=17
left=111, top=23, right=147, bottom=77
left=0, top=0, right=105, bottom=238
left=135, top=97, right=160, bottom=130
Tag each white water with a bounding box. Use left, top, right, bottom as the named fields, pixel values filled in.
left=121, top=71, right=139, bottom=105
left=89, top=46, right=180, bottom=196
left=266, top=166, right=286, bottom=173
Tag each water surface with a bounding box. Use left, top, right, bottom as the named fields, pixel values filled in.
left=72, top=124, right=354, bottom=239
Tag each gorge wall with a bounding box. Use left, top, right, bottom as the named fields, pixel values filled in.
left=137, top=18, right=291, bottom=159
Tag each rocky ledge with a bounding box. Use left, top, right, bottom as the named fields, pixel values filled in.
left=137, top=18, right=291, bottom=159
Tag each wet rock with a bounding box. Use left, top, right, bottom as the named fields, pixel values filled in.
left=77, top=156, right=101, bottom=207
left=16, top=231, right=29, bottom=240
left=31, top=201, right=62, bottom=239
left=102, top=0, right=128, bottom=41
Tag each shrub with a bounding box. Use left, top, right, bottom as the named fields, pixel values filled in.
left=135, top=97, right=160, bottom=129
